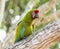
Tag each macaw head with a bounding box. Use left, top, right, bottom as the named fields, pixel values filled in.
left=31, top=9, right=39, bottom=19
left=23, top=9, right=39, bottom=23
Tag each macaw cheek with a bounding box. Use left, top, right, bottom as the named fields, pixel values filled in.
left=31, top=12, right=35, bottom=19
left=31, top=12, right=38, bottom=19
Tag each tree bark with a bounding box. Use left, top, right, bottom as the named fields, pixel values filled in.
left=0, top=0, right=5, bottom=27
left=7, top=19, right=60, bottom=49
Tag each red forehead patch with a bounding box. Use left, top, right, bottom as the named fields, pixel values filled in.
left=34, top=10, right=39, bottom=13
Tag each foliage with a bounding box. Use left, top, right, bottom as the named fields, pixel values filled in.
left=3, top=0, right=30, bottom=32
left=49, top=42, right=60, bottom=49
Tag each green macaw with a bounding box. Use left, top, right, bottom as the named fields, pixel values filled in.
left=14, top=9, right=39, bottom=43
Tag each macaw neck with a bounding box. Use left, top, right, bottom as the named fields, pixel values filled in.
left=23, top=17, right=33, bottom=24
left=23, top=20, right=33, bottom=24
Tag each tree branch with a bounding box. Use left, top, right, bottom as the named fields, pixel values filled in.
left=7, top=19, right=60, bottom=49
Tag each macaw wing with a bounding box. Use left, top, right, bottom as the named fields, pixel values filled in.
left=14, top=21, right=26, bottom=43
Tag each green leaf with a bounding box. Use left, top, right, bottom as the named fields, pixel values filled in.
left=49, top=42, right=59, bottom=49
left=40, top=0, right=50, bottom=5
